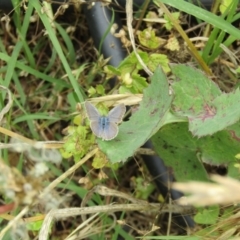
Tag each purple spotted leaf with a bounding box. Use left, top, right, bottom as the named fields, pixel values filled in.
left=171, top=65, right=240, bottom=137
left=189, top=89, right=240, bottom=136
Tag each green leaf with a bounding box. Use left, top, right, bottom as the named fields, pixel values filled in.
left=92, top=150, right=109, bottom=169
left=96, top=84, right=105, bottom=95
left=171, top=65, right=221, bottom=118
left=189, top=88, right=240, bottom=136
left=220, top=0, right=233, bottom=14
left=119, top=51, right=149, bottom=72
left=171, top=65, right=240, bottom=137
left=138, top=28, right=164, bottom=49
left=61, top=126, right=92, bottom=161
left=88, top=86, right=96, bottom=97
left=13, top=113, right=60, bottom=124
left=133, top=177, right=155, bottom=200
left=194, top=205, right=219, bottom=224
left=131, top=74, right=148, bottom=93
left=148, top=54, right=171, bottom=73
left=199, top=130, right=240, bottom=166
left=26, top=217, right=43, bottom=231
left=151, top=122, right=240, bottom=180
left=120, top=72, right=148, bottom=94
left=98, top=67, right=173, bottom=163
left=119, top=85, right=133, bottom=94
left=104, top=65, right=121, bottom=79
left=164, top=12, right=180, bottom=30
left=151, top=123, right=208, bottom=181
left=151, top=123, right=240, bottom=178
left=121, top=72, right=133, bottom=87
left=88, top=84, right=105, bottom=97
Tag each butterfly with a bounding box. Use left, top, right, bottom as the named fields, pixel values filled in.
left=85, top=101, right=126, bottom=141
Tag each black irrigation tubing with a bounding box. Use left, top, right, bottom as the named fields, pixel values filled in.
left=0, top=0, right=216, bottom=232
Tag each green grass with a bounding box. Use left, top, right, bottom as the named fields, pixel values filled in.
left=0, top=0, right=240, bottom=239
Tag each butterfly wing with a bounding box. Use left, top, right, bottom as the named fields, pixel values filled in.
left=102, top=122, right=119, bottom=141
left=108, top=104, right=126, bottom=123
left=85, top=102, right=101, bottom=121
left=91, top=118, right=118, bottom=140
left=89, top=120, right=104, bottom=138
left=85, top=102, right=103, bottom=137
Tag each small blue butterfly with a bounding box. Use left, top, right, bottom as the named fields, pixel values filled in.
left=85, top=101, right=126, bottom=141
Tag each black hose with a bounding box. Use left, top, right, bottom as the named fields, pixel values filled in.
left=143, top=142, right=195, bottom=228
left=83, top=3, right=127, bottom=70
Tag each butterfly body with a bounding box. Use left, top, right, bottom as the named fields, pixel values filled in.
left=85, top=102, right=126, bottom=141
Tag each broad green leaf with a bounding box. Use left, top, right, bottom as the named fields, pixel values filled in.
left=151, top=123, right=208, bottom=181
left=151, top=122, right=240, bottom=180
left=171, top=65, right=221, bottom=117
left=189, top=88, right=240, bottom=136
left=98, top=67, right=173, bottom=163
left=171, top=65, right=240, bottom=137
left=199, top=130, right=240, bottom=166
left=226, top=121, right=240, bottom=179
